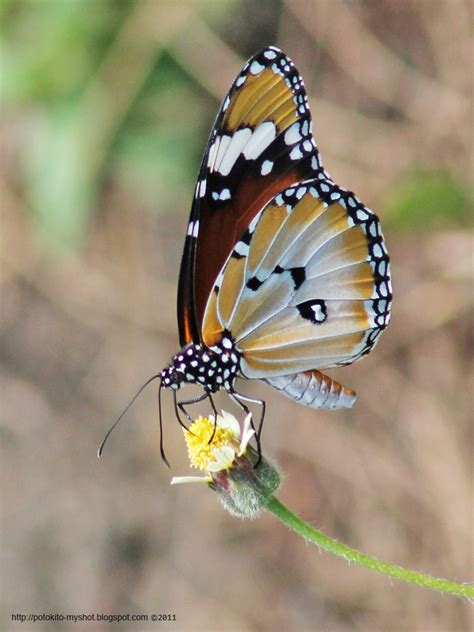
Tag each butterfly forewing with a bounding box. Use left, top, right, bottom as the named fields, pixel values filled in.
left=177, top=46, right=324, bottom=346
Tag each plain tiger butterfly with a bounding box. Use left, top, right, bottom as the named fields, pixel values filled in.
left=99, top=46, right=392, bottom=465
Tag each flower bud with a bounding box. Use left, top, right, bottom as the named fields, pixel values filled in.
left=210, top=445, right=281, bottom=518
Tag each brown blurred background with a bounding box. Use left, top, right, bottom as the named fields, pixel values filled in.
left=1, top=1, right=473, bottom=630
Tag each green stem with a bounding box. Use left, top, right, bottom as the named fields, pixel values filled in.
left=266, top=496, right=473, bottom=599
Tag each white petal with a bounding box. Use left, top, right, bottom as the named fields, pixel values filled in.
left=239, top=413, right=255, bottom=455
left=170, top=476, right=212, bottom=485
left=217, top=410, right=241, bottom=437
left=207, top=446, right=235, bottom=472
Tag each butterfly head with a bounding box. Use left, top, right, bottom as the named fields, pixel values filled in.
left=161, top=335, right=241, bottom=393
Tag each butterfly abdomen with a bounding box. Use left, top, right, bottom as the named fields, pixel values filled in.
left=161, top=335, right=241, bottom=393
left=264, top=370, right=356, bottom=409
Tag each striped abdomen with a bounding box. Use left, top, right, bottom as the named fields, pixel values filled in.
left=264, top=370, right=356, bottom=409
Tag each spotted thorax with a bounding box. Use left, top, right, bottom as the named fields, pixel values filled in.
left=160, top=335, right=241, bottom=393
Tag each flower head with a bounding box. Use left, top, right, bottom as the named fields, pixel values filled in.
left=171, top=411, right=280, bottom=518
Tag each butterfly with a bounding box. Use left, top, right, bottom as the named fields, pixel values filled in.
left=157, top=46, right=392, bottom=463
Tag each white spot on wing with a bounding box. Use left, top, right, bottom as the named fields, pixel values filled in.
left=248, top=211, right=262, bottom=232
left=198, top=179, right=206, bottom=198
left=296, top=187, right=306, bottom=200
left=213, top=134, right=232, bottom=173
left=373, top=243, right=383, bottom=258
left=208, top=136, right=220, bottom=170
left=261, top=160, right=273, bottom=176
left=234, top=241, right=249, bottom=257
left=290, top=145, right=303, bottom=160
left=357, top=209, right=369, bottom=221
left=250, top=60, right=264, bottom=75
left=311, top=304, right=326, bottom=322
left=284, top=123, right=302, bottom=146
left=217, top=128, right=252, bottom=176
left=242, top=121, right=276, bottom=160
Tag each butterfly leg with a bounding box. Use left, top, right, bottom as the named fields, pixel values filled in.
left=231, top=391, right=266, bottom=440
left=172, top=390, right=191, bottom=431
left=207, top=392, right=219, bottom=444
left=175, top=390, right=208, bottom=426
left=175, top=390, right=220, bottom=444
left=157, top=382, right=170, bottom=468
left=178, top=389, right=219, bottom=445
left=228, top=390, right=265, bottom=468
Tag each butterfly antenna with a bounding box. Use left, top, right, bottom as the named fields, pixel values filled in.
left=97, top=373, right=162, bottom=459
left=158, top=381, right=170, bottom=468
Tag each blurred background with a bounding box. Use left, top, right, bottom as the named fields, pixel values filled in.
left=1, top=1, right=472, bottom=630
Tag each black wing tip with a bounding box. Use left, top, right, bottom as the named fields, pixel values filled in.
left=264, top=44, right=282, bottom=53
left=249, top=45, right=285, bottom=62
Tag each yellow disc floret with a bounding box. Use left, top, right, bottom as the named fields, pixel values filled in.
left=184, top=416, right=236, bottom=470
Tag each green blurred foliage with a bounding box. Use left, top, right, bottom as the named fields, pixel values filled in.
left=386, top=171, right=472, bottom=232
left=111, top=52, right=210, bottom=208
left=1, top=0, right=128, bottom=104
left=1, top=1, right=128, bottom=248
left=1, top=1, right=210, bottom=249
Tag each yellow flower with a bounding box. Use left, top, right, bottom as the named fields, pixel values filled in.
left=171, top=411, right=280, bottom=518
left=171, top=411, right=255, bottom=483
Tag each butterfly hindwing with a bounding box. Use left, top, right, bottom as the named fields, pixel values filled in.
left=201, top=178, right=392, bottom=379
left=177, top=46, right=324, bottom=346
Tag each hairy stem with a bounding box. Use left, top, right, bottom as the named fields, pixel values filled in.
left=266, top=496, right=473, bottom=599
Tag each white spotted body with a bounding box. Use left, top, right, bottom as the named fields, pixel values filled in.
left=161, top=335, right=241, bottom=393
